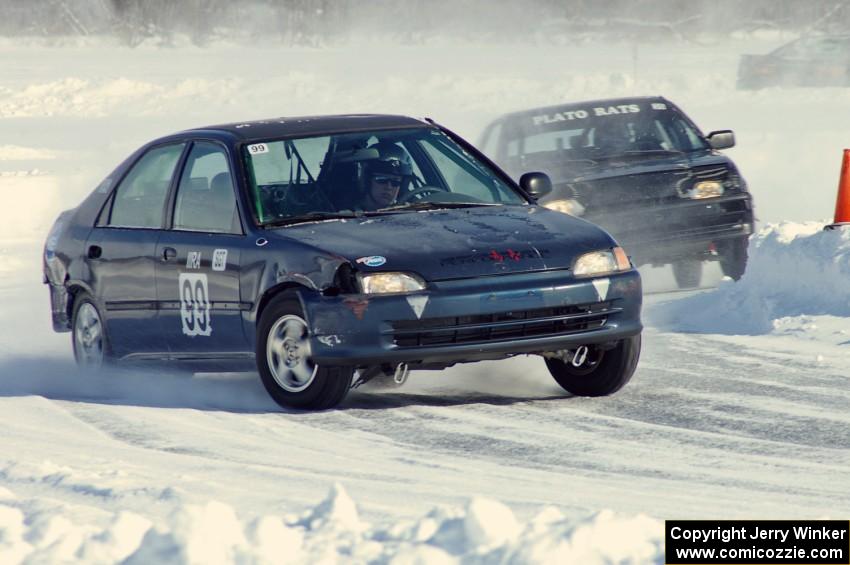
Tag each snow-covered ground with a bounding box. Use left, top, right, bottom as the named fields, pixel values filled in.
left=2, top=34, right=850, bottom=563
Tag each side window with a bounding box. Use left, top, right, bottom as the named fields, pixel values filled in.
left=109, top=143, right=185, bottom=228
left=174, top=142, right=239, bottom=234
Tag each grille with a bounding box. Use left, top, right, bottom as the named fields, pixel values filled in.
left=389, top=301, right=617, bottom=348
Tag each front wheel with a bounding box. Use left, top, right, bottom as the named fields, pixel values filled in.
left=672, top=260, right=703, bottom=289
left=257, top=292, right=352, bottom=410
left=545, top=335, right=641, bottom=397
left=718, top=237, right=749, bottom=280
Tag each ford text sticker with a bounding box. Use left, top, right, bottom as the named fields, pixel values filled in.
left=247, top=143, right=269, bottom=155
left=356, top=256, right=387, bottom=267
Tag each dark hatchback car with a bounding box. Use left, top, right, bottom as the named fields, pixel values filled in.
left=738, top=35, right=850, bottom=90
left=43, top=115, right=642, bottom=410
left=479, top=97, right=755, bottom=288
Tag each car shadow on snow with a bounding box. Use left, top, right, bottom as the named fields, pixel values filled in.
left=0, top=356, right=573, bottom=414
left=0, top=356, right=281, bottom=413
left=343, top=388, right=570, bottom=410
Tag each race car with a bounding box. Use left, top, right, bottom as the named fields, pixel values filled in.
left=738, top=35, right=850, bottom=90
left=478, top=97, right=755, bottom=288
left=43, top=114, right=642, bottom=410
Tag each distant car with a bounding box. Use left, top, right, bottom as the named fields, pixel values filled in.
left=738, top=35, right=850, bottom=89
left=43, top=114, right=643, bottom=410
left=479, top=96, right=755, bottom=288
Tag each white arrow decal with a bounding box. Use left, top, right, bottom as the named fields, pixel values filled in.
left=591, top=278, right=610, bottom=302
left=406, top=295, right=428, bottom=319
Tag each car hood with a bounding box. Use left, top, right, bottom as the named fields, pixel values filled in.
left=268, top=205, right=614, bottom=281
left=523, top=150, right=729, bottom=186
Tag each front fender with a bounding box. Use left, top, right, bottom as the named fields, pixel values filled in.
left=241, top=235, right=352, bottom=332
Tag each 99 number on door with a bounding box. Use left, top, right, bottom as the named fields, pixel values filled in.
left=179, top=273, right=212, bottom=337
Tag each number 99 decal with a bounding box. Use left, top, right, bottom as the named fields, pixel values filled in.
left=179, top=273, right=212, bottom=337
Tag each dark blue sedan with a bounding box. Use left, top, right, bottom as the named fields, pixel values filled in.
left=43, top=115, right=642, bottom=410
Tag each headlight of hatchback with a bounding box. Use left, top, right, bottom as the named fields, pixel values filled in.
left=573, top=247, right=631, bottom=277
left=542, top=199, right=585, bottom=216
left=687, top=180, right=724, bottom=199
left=358, top=272, right=426, bottom=294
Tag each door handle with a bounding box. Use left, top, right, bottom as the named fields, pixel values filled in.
left=87, top=245, right=102, bottom=259
left=162, top=247, right=177, bottom=261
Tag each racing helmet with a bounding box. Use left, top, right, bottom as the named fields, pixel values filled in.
left=354, top=142, right=413, bottom=196
left=364, top=142, right=413, bottom=178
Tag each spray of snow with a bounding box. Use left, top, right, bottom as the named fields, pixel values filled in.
left=650, top=222, right=850, bottom=334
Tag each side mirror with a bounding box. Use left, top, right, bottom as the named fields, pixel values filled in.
left=519, top=172, right=552, bottom=200
left=706, top=130, right=735, bottom=150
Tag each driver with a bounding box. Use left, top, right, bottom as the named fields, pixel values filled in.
left=359, top=143, right=413, bottom=211
left=591, top=118, right=633, bottom=154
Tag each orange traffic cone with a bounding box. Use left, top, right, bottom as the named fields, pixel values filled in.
left=826, top=149, right=850, bottom=230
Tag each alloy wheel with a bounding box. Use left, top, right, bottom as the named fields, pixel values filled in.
left=266, top=314, right=318, bottom=392
left=74, top=302, right=104, bottom=368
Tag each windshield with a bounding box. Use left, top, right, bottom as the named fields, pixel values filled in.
left=242, top=127, right=525, bottom=226
left=503, top=101, right=709, bottom=162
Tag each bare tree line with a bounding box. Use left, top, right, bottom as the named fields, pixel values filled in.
left=0, top=0, right=848, bottom=45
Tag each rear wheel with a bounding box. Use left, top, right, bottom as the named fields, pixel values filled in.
left=71, top=292, right=111, bottom=369
left=718, top=237, right=749, bottom=281
left=672, top=260, right=702, bottom=289
left=545, top=335, right=641, bottom=396
left=257, top=292, right=352, bottom=410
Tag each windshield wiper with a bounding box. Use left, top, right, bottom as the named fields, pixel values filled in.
left=373, top=201, right=501, bottom=213
left=591, top=149, right=684, bottom=161
left=621, top=149, right=684, bottom=155
left=263, top=210, right=362, bottom=227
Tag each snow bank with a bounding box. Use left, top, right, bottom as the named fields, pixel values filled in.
left=0, top=78, right=238, bottom=119
left=650, top=221, right=850, bottom=334
left=3, top=37, right=850, bottom=222
left=0, top=484, right=662, bottom=564
left=0, top=146, right=56, bottom=161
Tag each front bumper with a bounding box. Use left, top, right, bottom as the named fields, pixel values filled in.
left=587, top=193, right=755, bottom=265
left=305, top=269, right=642, bottom=366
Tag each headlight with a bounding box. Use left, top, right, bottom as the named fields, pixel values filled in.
left=358, top=272, right=426, bottom=294
left=542, top=199, right=585, bottom=216
left=573, top=247, right=631, bottom=277
left=687, top=180, right=724, bottom=199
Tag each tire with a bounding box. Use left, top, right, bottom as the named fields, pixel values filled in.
left=256, top=292, right=352, bottom=410
left=671, top=260, right=702, bottom=289
left=71, top=292, right=112, bottom=369
left=545, top=334, right=641, bottom=397
left=718, top=237, right=749, bottom=281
